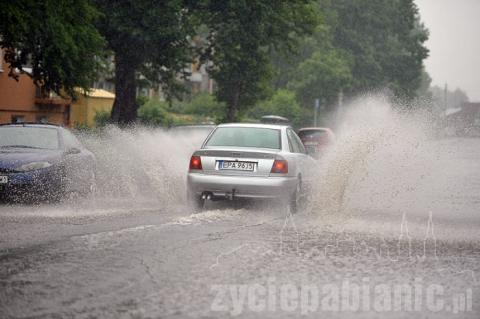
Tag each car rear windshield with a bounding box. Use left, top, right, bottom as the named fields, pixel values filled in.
left=205, top=127, right=281, bottom=149
left=299, top=130, right=327, bottom=138
left=0, top=126, right=59, bottom=150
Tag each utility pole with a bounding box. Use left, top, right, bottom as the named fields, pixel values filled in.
left=314, top=98, right=320, bottom=127
left=444, top=83, right=448, bottom=109
left=336, top=90, right=344, bottom=124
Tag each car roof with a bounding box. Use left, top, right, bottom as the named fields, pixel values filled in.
left=298, top=127, right=332, bottom=132
left=170, top=124, right=215, bottom=129
left=217, top=123, right=289, bottom=130
left=260, top=115, right=290, bottom=124
left=0, top=122, right=62, bottom=129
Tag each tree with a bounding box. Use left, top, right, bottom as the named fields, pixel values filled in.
left=430, top=85, right=469, bottom=110
left=181, top=92, right=225, bottom=119
left=94, top=0, right=196, bottom=125
left=272, top=0, right=429, bottom=111
left=0, top=0, right=104, bottom=96
left=416, top=68, right=433, bottom=100
left=328, top=0, right=429, bottom=100
left=137, top=99, right=170, bottom=127
left=200, top=0, right=318, bottom=122
left=249, top=89, right=303, bottom=126
left=288, top=49, right=352, bottom=108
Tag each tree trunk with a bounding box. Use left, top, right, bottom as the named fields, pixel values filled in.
left=226, top=87, right=240, bottom=122
left=111, top=54, right=138, bottom=125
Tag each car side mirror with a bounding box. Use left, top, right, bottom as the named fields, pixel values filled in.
left=66, top=147, right=81, bottom=155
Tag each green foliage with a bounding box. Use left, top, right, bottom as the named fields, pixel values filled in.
left=137, top=99, right=170, bottom=127
left=200, top=0, right=318, bottom=122
left=94, top=0, right=197, bottom=124
left=430, top=86, right=469, bottom=110
left=416, top=68, right=433, bottom=100
left=138, top=94, right=223, bottom=126
left=272, top=0, right=429, bottom=111
left=182, top=93, right=225, bottom=119
left=249, top=90, right=303, bottom=127
left=94, top=110, right=112, bottom=128
left=327, top=0, right=429, bottom=99
left=136, top=95, right=149, bottom=109
left=0, top=0, right=105, bottom=97
left=288, top=49, right=352, bottom=108
left=1, top=0, right=430, bottom=124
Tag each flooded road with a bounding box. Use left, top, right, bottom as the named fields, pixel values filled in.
left=1, top=134, right=480, bottom=318
left=1, top=101, right=480, bottom=318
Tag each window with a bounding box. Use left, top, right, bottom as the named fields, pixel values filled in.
left=206, top=127, right=281, bottom=149
left=287, top=129, right=306, bottom=154
left=293, top=132, right=307, bottom=154
left=298, top=129, right=327, bottom=139
left=11, top=115, right=25, bottom=123
left=36, top=115, right=48, bottom=124
left=286, top=129, right=298, bottom=153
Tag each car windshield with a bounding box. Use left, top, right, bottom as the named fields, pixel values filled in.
left=206, top=127, right=281, bottom=149
left=0, top=126, right=59, bottom=150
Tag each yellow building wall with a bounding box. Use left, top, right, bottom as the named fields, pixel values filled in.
left=70, top=95, right=88, bottom=127
left=70, top=90, right=114, bottom=128
left=86, top=97, right=113, bottom=127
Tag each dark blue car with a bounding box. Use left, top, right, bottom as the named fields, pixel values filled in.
left=0, top=123, right=96, bottom=200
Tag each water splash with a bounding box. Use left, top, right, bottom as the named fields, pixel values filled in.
left=78, top=125, right=207, bottom=210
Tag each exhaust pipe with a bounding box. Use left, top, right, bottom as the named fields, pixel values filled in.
left=202, top=192, right=213, bottom=200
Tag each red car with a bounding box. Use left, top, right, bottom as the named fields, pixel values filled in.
left=298, top=127, right=335, bottom=158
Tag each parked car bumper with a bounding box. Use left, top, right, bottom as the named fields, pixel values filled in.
left=0, top=166, right=63, bottom=198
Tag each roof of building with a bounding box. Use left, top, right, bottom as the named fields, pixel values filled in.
left=75, top=88, right=115, bottom=99
left=445, top=107, right=462, bottom=116
left=445, top=102, right=480, bottom=119
left=87, top=88, right=115, bottom=99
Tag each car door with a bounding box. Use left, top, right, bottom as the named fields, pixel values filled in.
left=286, top=128, right=314, bottom=184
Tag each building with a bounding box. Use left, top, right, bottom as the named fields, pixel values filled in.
left=70, top=89, right=115, bottom=128
left=0, top=53, right=71, bottom=125
left=1, top=51, right=114, bottom=128
left=1, top=47, right=212, bottom=127
left=445, top=102, right=480, bottom=135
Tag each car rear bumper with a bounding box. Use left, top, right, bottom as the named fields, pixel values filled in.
left=187, top=172, right=297, bottom=199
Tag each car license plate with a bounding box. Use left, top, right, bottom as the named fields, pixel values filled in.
left=219, top=161, right=255, bottom=171
left=0, top=176, right=8, bottom=184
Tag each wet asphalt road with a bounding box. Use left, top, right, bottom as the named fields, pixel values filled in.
left=1, top=138, right=480, bottom=318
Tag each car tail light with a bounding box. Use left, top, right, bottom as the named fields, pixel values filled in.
left=271, top=159, right=288, bottom=174
left=189, top=155, right=202, bottom=170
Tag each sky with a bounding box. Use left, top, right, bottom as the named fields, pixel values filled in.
left=415, top=0, right=480, bottom=101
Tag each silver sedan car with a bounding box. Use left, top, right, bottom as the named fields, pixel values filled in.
left=186, top=123, right=315, bottom=212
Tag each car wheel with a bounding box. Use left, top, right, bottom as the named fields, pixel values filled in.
left=78, top=171, right=96, bottom=198
left=187, top=189, right=204, bottom=212
left=289, top=180, right=302, bottom=214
